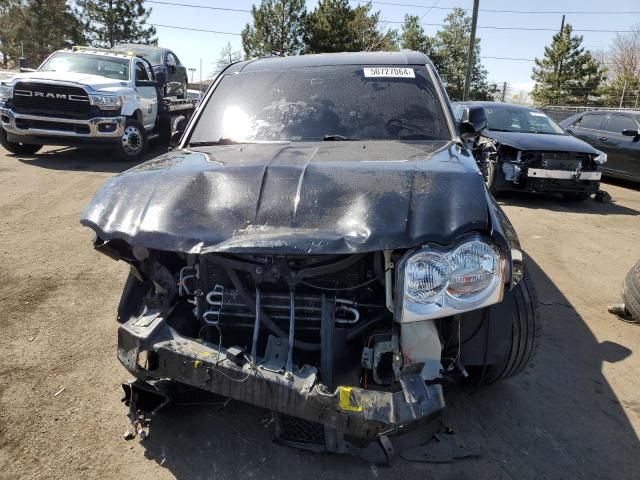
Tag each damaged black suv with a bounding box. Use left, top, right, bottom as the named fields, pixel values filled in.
left=81, top=52, right=537, bottom=463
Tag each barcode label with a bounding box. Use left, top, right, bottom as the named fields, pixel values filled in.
left=363, top=67, right=415, bottom=78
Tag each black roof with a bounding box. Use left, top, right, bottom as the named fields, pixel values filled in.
left=226, top=51, right=435, bottom=74
left=569, top=109, right=640, bottom=117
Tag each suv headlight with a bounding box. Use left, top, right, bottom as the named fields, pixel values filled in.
left=594, top=151, right=607, bottom=165
left=0, top=84, right=13, bottom=101
left=89, top=94, right=123, bottom=110
left=397, top=236, right=505, bottom=322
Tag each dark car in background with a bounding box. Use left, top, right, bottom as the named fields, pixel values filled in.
left=81, top=52, right=537, bottom=463
left=454, top=101, right=606, bottom=201
left=112, top=43, right=188, bottom=99
left=560, top=111, right=640, bottom=182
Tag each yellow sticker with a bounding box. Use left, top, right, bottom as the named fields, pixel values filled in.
left=338, top=386, right=363, bottom=412
left=194, top=360, right=200, bottom=369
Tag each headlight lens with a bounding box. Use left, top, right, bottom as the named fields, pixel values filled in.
left=0, top=84, right=13, bottom=101
left=399, top=238, right=504, bottom=322
left=594, top=152, right=607, bottom=165
left=89, top=94, right=123, bottom=110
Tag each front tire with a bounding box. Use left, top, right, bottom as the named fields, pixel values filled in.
left=478, top=271, right=538, bottom=384
left=0, top=127, right=42, bottom=155
left=117, top=119, right=147, bottom=162
left=621, top=259, right=640, bottom=323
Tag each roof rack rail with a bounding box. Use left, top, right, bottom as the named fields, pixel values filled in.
left=71, top=45, right=143, bottom=58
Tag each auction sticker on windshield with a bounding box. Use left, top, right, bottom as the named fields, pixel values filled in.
left=363, top=67, right=415, bottom=78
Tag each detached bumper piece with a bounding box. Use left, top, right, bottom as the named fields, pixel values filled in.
left=118, top=311, right=445, bottom=464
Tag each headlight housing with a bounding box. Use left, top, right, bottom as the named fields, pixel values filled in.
left=89, top=94, right=123, bottom=110
left=594, top=151, right=607, bottom=165
left=397, top=236, right=505, bottom=322
left=0, top=84, right=13, bottom=101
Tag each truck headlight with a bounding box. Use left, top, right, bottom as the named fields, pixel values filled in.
left=398, top=237, right=505, bottom=322
left=594, top=152, right=607, bottom=165
left=89, top=94, right=123, bottom=110
left=0, top=84, right=13, bottom=101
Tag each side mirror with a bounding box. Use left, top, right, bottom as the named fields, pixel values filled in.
left=168, top=65, right=177, bottom=74
left=169, top=117, right=187, bottom=149
left=621, top=128, right=640, bottom=137
left=459, top=105, right=487, bottom=138
left=153, top=66, right=168, bottom=85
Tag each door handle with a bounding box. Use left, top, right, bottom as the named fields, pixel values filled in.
left=598, top=136, right=608, bottom=142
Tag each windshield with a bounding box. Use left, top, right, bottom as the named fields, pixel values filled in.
left=39, top=52, right=130, bottom=81
left=189, top=65, right=450, bottom=143
left=484, top=106, right=564, bottom=135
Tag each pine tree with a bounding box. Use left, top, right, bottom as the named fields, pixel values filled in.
left=349, top=3, right=396, bottom=52
left=241, top=0, right=306, bottom=58
left=433, top=8, right=494, bottom=101
left=304, top=0, right=354, bottom=53
left=399, top=15, right=434, bottom=54
left=18, top=0, right=84, bottom=66
left=77, top=0, right=156, bottom=48
left=0, top=0, right=23, bottom=68
left=531, top=24, right=605, bottom=105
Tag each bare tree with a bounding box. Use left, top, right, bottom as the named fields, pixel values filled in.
left=212, top=42, right=242, bottom=78
left=604, top=24, right=640, bottom=81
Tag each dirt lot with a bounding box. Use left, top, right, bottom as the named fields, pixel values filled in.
left=0, top=145, right=639, bottom=480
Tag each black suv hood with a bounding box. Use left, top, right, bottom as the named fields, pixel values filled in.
left=81, top=141, right=490, bottom=254
left=484, top=130, right=599, bottom=154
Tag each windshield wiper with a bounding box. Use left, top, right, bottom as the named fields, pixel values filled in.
left=188, top=138, right=242, bottom=147
left=322, top=134, right=359, bottom=141
left=398, top=134, right=436, bottom=140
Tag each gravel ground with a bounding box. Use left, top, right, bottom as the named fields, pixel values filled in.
left=0, top=145, right=639, bottom=480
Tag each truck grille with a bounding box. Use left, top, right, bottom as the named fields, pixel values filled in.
left=12, top=82, right=90, bottom=118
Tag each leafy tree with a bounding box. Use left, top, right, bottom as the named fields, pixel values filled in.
left=598, top=25, right=640, bottom=107
left=241, top=0, right=306, bottom=58
left=212, top=42, right=242, bottom=77
left=531, top=24, right=605, bottom=105
left=18, top=0, right=84, bottom=66
left=432, top=8, right=494, bottom=100
left=0, top=0, right=23, bottom=68
left=77, top=0, right=156, bottom=48
left=349, top=2, right=396, bottom=52
left=304, top=0, right=354, bottom=53
left=399, top=14, right=434, bottom=55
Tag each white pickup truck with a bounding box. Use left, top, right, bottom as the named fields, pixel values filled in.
left=0, top=47, right=194, bottom=161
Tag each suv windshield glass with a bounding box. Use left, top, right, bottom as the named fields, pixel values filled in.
left=190, top=65, right=450, bottom=143
left=39, top=52, right=130, bottom=81
left=484, top=106, right=564, bottom=135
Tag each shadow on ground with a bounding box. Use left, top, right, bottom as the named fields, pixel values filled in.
left=497, top=190, right=640, bottom=216
left=12, top=142, right=168, bottom=173
left=132, top=254, right=639, bottom=480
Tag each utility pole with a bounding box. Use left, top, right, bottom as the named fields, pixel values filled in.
left=619, top=79, right=627, bottom=109
left=199, top=59, right=203, bottom=92
left=463, top=0, right=479, bottom=100
left=188, top=67, right=196, bottom=84
left=556, top=15, right=565, bottom=90
left=500, top=81, right=508, bottom=102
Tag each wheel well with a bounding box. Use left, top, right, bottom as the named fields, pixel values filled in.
left=130, top=110, right=143, bottom=124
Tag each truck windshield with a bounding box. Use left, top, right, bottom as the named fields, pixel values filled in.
left=190, top=65, right=451, bottom=143
left=39, top=52, right=130, bottom=81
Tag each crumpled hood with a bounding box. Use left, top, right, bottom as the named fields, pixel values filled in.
left=9, top=71, right=129, bottom=92
left=81, top=141, right=490, bottom=254
left=485, top=130, right=599, bottom=154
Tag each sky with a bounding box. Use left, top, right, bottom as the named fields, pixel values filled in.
left=146, top=0, right=640, bottom=96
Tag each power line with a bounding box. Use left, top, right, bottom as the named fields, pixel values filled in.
left=482, top=56, right=535, bottom=62
left=382, top=20, right=637, bottom=33
left=147, top=0, right=250, bottom=13
left=351, top=0, right=640, bottom=15
left=150, top=23, right=242, bottom=35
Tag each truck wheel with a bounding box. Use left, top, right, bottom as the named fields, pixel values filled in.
left=485, top=159, right=500, bottom=196
left=621, top=259, right=640, bottom=323
left=0, top=127, right=42, bottom=155
left=477, top=270, right=538, bottom=384
left=562, top=192, right=591, bottom=201
left=117, top=119, right=147, bottom=162
left=180, top=78, right=188, bottom=99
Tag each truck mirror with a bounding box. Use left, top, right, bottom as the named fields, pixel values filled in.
left=621, top=128, right=640, bottom=138
left=459, top=105, right=487, bottom=138
left=169, top=117, right=187, bottom=149
left=153, top=66, right=168, bottom=86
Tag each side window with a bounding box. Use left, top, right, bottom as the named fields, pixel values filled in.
left=166, top=52, right=178, bottom=66
left=135, top=61, right=150, bottom=81
left=577, top=114, right=604, bottom=130
left=604, top=115, right=637, bottom=134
